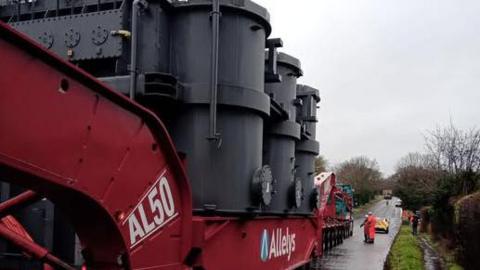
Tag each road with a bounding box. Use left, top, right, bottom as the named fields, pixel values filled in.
left=318, top=197, right=403, bottom=270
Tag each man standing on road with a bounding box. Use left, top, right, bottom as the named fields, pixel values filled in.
left=411, top=212, right=420, bottom=236
left=367, top=212, right=376, bottom=243
left=360, top=212, right=377, bottom=243
left=360, top=215, right=370, bottom=242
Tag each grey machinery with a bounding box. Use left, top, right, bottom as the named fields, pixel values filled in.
left=295, top=84, right=321, bottom=214
left=0, top=1, right=321, bottom=267
left=263, top=51, right=304, bottom=214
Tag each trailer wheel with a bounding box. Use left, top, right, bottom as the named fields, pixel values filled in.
left=323, top=230, right=328, bottom=251
left=327, top=230, right=332, bottom=249
left=323, top=230, right=327, bottom=250
left=332, top=229, right=337, bottom=247
left=331, top=229, right=335, bottom=247
left=333, top=229, right=337, bottom=247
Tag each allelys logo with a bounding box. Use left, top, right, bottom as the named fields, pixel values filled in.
left=260, top=227, right=296, bottom=262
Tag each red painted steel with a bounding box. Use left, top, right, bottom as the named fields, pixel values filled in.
left=0, top=190, right=40, bottom=218
left=0, top=21, right=192, bottom=269
left=1, top=216, right=55, bottom=270
left=0, top=192, right=71, bottom=269
left=191, top=216, right=322, bottom=270
left=315, top=172, right=337, bottom=218
left=0, top=222, right=74, bottom=269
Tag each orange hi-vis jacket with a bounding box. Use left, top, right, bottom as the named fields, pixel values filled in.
left=367, top=215, right=376, bottom=239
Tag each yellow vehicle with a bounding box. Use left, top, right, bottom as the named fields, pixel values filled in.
left=375, top=218, right=390, bottom=233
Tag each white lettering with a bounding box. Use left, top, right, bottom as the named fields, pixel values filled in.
left=263, top=227, right=296, bottom=262
left=159, top=176, right=175, bottom=217
left=269, top=231, right=276, bottom=259
left=290, top=234, right=296, bottom=260
left=128, top=214, right=145, bottom=245
left=126, top=171, right=178, bottom=248
left=138, top=204, right=155, bottom=234
left=148, top=186, right=165, bottom=225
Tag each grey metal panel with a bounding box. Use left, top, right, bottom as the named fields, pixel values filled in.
left=262, top=135, right=297, bottom=213
left=0, top=0, right=122, bottom=11
left=181, top=84, right=270, bottom=116
left=276, top=52, right=303, bottom=77
left=99, top=75, right=131, bottom=95
left=295, top=84, right=320, bottom=215
left=0, top=0, right=124, bottom=20
left=295, top=139, right=319, bottom=154
left=170, top=6, right=268, bottom=98
left=170, top=107, right=263, bottom=213
left=136, top=3, right=171, bottom=74
left=263, top=52, right=302, bottom=214
left=294, top=151, right=317, bottom=213
left=297, top=84, right=320, bottom=125
left=169, top=0, right=270, bottom=213
left=266, top=121, right=300, bottom=139
left=171, top=0, right=271, bottom=35
left=9, top=9, right=124, bottom=61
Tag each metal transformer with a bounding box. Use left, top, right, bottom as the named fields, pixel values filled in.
left=1, top=0, right=274, bottom=214
left=263, top=52, right=302, bottom=214
left=295, top=84, right=320, bottom=214
left=167, top=0, right=272, bottom=213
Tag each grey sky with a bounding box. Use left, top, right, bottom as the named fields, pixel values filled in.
left=255, top=0, right=480, bottom=175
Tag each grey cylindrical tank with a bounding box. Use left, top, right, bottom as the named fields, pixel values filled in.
left=263, top=52, right=302, bottom=214
left=295, top=84, right=320, bottom=215
left=169, top=0, right=271, bottom=213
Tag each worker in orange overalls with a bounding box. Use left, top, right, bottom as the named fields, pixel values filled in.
left=360, top=214, right=369, bottom=242
left=367, top=212, right=376, bottom=243
left=360, top=212, right=376, bottom=243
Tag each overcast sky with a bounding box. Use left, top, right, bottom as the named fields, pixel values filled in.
left=256, top=0, right=480, bottom=176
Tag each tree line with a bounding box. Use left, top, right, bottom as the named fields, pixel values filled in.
left=314, top=123, right=479, bottom=268
left=392, top=123, right=480, bottom=211
left=390, top=123, right=480, bottom=270
left=315, top=155, right=385, bottom=206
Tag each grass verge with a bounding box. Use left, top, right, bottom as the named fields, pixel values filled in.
left=386, top=225, right=424, bottom=270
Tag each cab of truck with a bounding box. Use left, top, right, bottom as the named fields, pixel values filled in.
left=383, top=189, right=393, bottom=200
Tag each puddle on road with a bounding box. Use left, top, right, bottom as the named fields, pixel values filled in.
left=317, top=247, right=352, bottom=270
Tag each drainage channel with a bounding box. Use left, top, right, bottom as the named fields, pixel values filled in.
left=419, top=237, right=445, bottom=270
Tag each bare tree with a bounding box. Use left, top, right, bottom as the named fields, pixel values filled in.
left=425, top=123, right=480, bottom=174
left=392, top=152, right=442, bottom=209
left=334, top=156, right=383, bottom=204
left=424, top=123, right=480, bottom=194
left=395, top=152, right=437, bottom=171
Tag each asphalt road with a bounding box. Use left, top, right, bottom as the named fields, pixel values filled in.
left=318, top=197, right=403, bottom=270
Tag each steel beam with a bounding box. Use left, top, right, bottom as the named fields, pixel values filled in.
left=0, top=190, right=41, bottom=218
left=0, top=224, right=75, bottom=270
